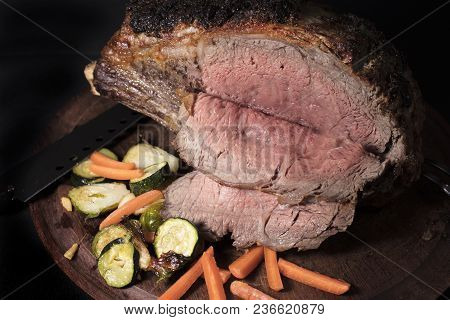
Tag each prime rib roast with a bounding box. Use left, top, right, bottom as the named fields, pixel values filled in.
left=87, top=0, right=425, bottom=251
left=162, top=171, right=355, bottom=251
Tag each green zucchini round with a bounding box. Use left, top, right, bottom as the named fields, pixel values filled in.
left=153, top=218, right=199, bottom=258
left=97, top=240, right=137, bottom=288
left=129, top=162, right=170, bottom=195
left=91, top=224, right=132, bottom=259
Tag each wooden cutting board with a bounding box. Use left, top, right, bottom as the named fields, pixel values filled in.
left=29, top=90, right=450, bottom=299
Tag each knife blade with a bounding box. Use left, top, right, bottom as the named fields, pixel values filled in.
left=0, top=104, right=145, bottom=205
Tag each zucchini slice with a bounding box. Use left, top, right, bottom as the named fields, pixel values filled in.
left=123, top=143, right=179, bottom=173
left=153, top=218, right=199, bottom=258
left=98, top=240, right=137, bottom=288
left=71, top=148, right=117, bottom=186
left=129, top=162, right=169, bottom=195
left=91, top=224, right=132, bottom=258
left=68, top=183, right=130, bottom=218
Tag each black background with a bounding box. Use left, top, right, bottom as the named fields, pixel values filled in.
left=0, top=0, right=449, bottom=299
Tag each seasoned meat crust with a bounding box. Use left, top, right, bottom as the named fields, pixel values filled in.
left=128, top=0, right=305, bottom=36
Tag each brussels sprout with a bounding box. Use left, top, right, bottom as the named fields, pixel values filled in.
left=139, top=202, right=164, bottom=232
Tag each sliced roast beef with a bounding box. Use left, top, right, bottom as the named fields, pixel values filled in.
left=198, top=35, right=391, bottom=153
left=88, top=1, right=426, bottom=251
left=91, top=0, right=424, bottom=203
left=176, top=93, right=383, bottom=203
left=162, top=171, right=355, bottom=251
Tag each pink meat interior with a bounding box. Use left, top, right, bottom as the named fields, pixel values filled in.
left=198, top=36, right=390, bottom=154
left=176, top=93, right=380, bottom=201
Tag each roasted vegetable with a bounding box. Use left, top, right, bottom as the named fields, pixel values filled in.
left=135, top=198, right=164, bottom=214
left=130, top=162, right=170, bottom=195
left=132, top=235, right=152, bottom=271
left=99, top=190, right=164, bottom=230
left=139, top=200, right=164, bottom=232
left=123, top=143, right=179, bottom=173
left=94, top=148, right=118, bottom=161
left=60, top=196, right=72, bottom=212
left=64, top=243, right=79, bottom=260
left=158, top=247, right=214, bottom=299
left=70, top=174, right=106, bottom=187
left=118, top=193, right=136, bottom=209
left=125, top=220, right=152, bottom=270
left=125, top=219, right=145, bottom=236
left=90, top=151, right=135, bottom=169
left=71, top=148, right=117, bottom=186
left=68, top=183, right=131, bottom=218
left=97, top=239, right=138, bottom=288
left=153, top=218, right=199, bottom=259
left=151, top=251, right=191, bottom=281
left=92, top=220, right=152, bottom=287
left=91, top=224, right=132, bottom=258
left=89, top=163, right=144, bottom=180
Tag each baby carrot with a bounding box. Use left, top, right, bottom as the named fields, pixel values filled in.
left=90, top=151, right=135, bottom=170
left=99, top=190, right=163, bottom=230
left=264, top=247, right=284, bottom=291
left=278, top=258, right=350, bottom=295
left=90, top=163, right=143, bottom=180
left=230, top=281, right=276, bottom=300
left=202, top=251, right=226, bottom=300
left=229, top=246, right=264, bottom=279
left=158, top=247, right=214, bottom=300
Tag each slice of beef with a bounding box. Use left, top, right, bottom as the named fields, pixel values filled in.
left=176, top=93, right=383, bottom=203
left=92, top=0, right=424, bottom=202
left=162, top=171, right=355, bottom=251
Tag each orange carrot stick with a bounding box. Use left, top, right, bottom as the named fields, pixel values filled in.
left=99, top=190, right=163, bottom=230
left=159, top=247, right=214, bottom=300
left=90, top=151, right=135, bottom=170
left=90, top=163, right=143, bottom=180
left=278, top=258, right=350, bottom=295
left=201, top=251, right=226, bottom=300
left=202, top=268, right=231, bottom=284
left=230, top=281, right=276, bottom=300
left=218, top=269, right=231, bottom=284
left=264, top=247, right=284, bottom=291
left=229, top=246, right=264, bottom=279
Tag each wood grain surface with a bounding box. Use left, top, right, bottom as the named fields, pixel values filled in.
left=29, top=90, right=450, bottom=299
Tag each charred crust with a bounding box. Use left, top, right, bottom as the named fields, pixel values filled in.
left=127, top=0, right=304, bottom=35
left=125, top=0, right=413, bottom=111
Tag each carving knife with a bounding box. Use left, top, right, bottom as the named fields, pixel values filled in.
left=0, top=104, right=145, bottom=208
